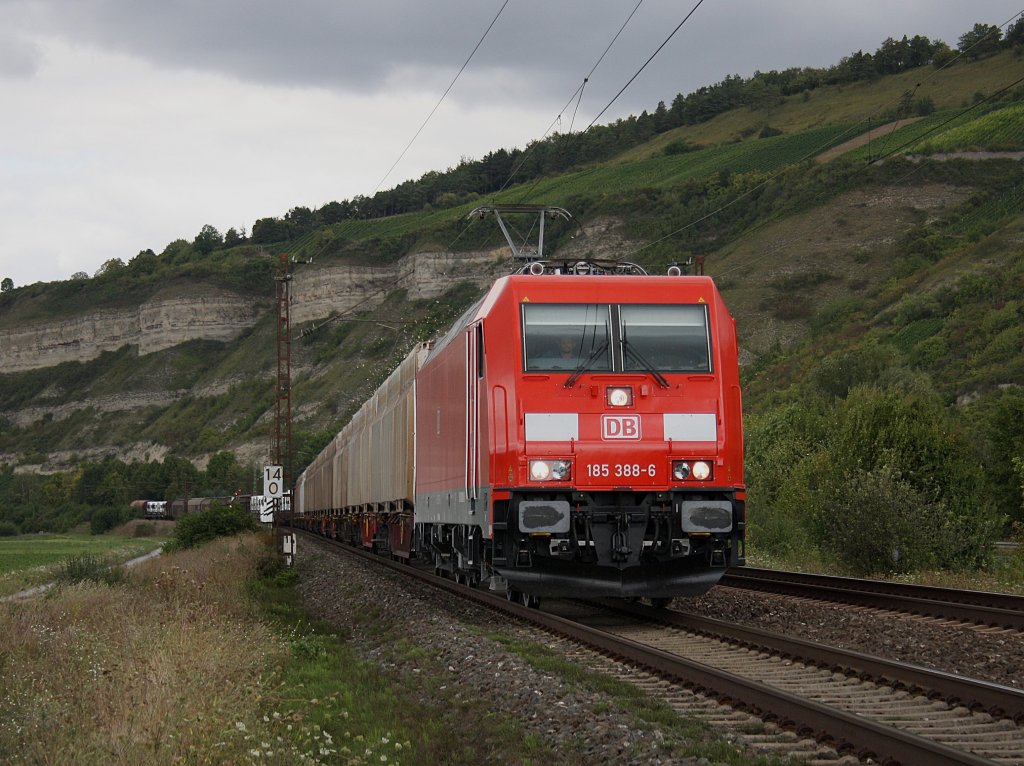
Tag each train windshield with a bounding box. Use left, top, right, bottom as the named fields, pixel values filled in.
left=620, top=304, right=711, bottom=373
left=522, top=304, right=612, bottom=372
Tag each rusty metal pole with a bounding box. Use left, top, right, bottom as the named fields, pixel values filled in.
left=273, top=254, right=294, bottom=552
left=274, top=253, right=293, bottom=490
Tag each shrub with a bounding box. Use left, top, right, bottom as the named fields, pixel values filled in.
left=748, top=384, right=1004, bottom=574
left=90, top=505, right=131, bottom=535
left=808, top=343, right=897, bottom=400
left=663, top=140, right=701, bottom=155
left=55, top=554, right=126, bottom=586
left=0, top=520, right=18, bottom=537
left=816, top=386, right=1002, bottom=572
left=170, top=502, right=257, bottom=550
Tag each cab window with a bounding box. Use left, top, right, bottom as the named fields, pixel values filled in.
left=521, top=304, right=611, bottom=372
left=619, top=304, right=711, bottom=372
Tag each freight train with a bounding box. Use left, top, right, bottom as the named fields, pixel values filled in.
left=293, top=260, right=745, bottom=606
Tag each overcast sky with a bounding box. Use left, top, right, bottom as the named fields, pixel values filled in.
left=1, top=1, right=1021, bottom=288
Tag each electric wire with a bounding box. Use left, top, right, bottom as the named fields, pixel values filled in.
left=447, top=1, right=644, bottom=252
left=510, top=0, right=708, bottom=205
left=372, top=0, right=510, bottom=196
left=570, top=0, right=645, bottom=133
left=584, top=0, right=705, bottom=131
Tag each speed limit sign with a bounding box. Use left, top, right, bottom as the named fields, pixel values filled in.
left=263, top=465, right=283, bottom=498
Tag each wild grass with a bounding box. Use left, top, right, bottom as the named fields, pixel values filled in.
left=0, top=534, right=285, bottom=765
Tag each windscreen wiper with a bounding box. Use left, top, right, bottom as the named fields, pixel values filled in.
left=564, top=339, right=609, bottom=388
left=622, top=340, right=670, bottom=388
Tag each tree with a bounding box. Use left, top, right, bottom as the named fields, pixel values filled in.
left=1005, top=17, right=1024, bottom=48
left=128, top=249, right=158, bottom=274
left=205, top=450, right=247, bottom=495
left=251, top=217, right=293, bottom=243
left=69, top=271, right=89, bottom=280
left=193, top=224, right=223, bottom=255
left=223, top=227, right=244, bottom=247
left=94, top=258, right=125, bottom=278
left=958, top=23, right=1001, bottom=59
left=0, top=277, right=12, bottom=292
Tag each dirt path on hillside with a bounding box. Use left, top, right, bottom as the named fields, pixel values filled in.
left=815, top=117, right=925, bottom=162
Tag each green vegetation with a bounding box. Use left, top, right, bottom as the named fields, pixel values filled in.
left=0, top=533, right=162, bottom=597
left=1, top=532, right=794, bottom=764
left=0, top=534, right=159, bottom=576
left=54, top=552, right=127, bottom=586
left=169, top=502, right=258, bottom=550
left=0, top=535, right=283, bottom=764
left=244, top=547, right=792, bottom=765
left=915, top=101, right=1024, bottom=153
left=0, top=451, right=252, bottom=535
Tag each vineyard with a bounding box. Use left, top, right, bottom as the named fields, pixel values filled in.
left=914, top=101, right=1024, bottom=153
left=508, top=122, right=881, bottom=203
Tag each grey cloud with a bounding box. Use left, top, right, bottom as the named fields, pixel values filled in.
left=0, top=32, right=43, bottom=78
left=16, top=1, right=754, bottom=110
left=10, top=1, right=1015, bottom=117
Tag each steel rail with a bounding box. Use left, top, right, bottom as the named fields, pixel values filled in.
left=721, top=567, right=1024, bottom=630
left=599, top=599, right=1024, bottom=723
left=296, top=531, right=1003, bottom=765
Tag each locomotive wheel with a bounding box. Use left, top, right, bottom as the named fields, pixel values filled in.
left=506, top=587, right=519, bottom=602
left=650, top=597, right=672, bottom=609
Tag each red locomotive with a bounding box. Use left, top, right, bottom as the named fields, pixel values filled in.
left=295, top=260, right=745, bottom=606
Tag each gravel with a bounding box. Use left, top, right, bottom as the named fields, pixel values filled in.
left=294, top=536, right=1023, bottom=763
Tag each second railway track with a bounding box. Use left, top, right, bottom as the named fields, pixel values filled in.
left=721, top=567, right=1024, bottom=631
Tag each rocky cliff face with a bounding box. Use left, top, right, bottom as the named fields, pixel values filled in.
left=1, top=289, right=264, bottom=374
left=0, top=250, right=511, bottom=374
left=290, top=249, right=508, bottom=324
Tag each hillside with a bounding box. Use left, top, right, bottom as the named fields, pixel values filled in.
left=1, top=45, right=1023, bottom=552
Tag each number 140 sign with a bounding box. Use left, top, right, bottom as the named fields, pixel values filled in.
left=263, top=466, right=284, bottom=498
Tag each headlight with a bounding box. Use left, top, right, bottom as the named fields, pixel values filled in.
left=529, top=460, right=572, bottom=482
left=550, top=460, right=571, bottom=480
left=672, top=460, right=713, bottom=481
left=606, top=386, right=633, bottom=407
left=692, top=461, right=712, bottom=481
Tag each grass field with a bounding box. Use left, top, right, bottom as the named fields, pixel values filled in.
left=0, top=529, right=166, bottom=597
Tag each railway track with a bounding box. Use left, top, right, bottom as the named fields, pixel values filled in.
left=296, top=531, right=1024, bottom=765
left=720, top=567, right=1024, bottom=630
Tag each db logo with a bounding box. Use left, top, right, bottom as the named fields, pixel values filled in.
left=602, top=415, right=641, bottom=440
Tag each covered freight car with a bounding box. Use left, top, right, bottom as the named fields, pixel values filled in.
left=295, top=343, right=430, bottom=557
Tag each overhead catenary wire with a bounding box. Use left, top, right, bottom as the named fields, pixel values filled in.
left=584, top=0, right=705, bottom=132
left=447, top=1, right=645, bottom=252
left=511, top=0, right=708, bottom=206
left=461, top=0, right=705, bottom=250
left=372, top=0, right=510, bottom=196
